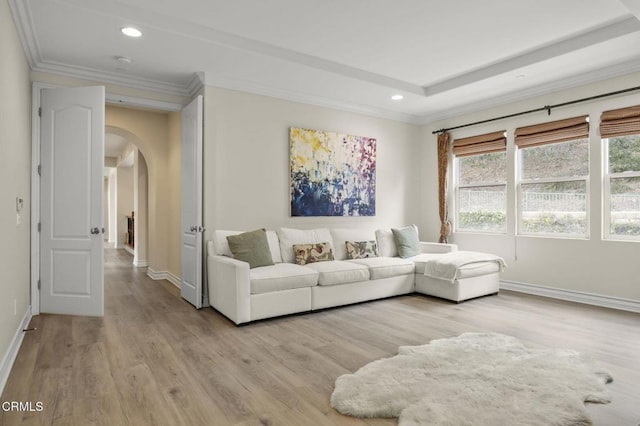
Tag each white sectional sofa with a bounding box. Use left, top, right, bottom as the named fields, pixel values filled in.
left=207, top=227, right=503, bottom=325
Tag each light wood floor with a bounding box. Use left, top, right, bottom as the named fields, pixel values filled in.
left=1, top=248, right=639, bottom=426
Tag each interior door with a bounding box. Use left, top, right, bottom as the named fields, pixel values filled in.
left=181, top=95, right=204, bottom=308
left=40, top=86, right=105, bottom=316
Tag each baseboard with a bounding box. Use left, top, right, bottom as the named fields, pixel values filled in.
left=124, top=245, right=134, bottom=256
left=500, top=280, right=640, bottom=313
left=147, top=268, right=181, bottom=289
left=133, top=259, right=148, bottom=268
left=166, top=272, right=181, bottom=289
left=0, top=307, right=32, bottom=396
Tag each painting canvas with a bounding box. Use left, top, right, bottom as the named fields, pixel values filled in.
left=290, top=127, right=376, bottom=216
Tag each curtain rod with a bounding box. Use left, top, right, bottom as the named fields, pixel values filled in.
left=432, top=85, right=640, bottom=135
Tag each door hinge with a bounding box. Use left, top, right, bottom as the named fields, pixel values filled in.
left=37, top=165, right=41, bottom=176
left=37, top=279, right=41, bottom=290
left=38, top=107, right=42, bottom=117
left=37, top=222, right=41, bottom=232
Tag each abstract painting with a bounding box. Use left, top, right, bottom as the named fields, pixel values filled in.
left=290, top=127, right=376, bottom=216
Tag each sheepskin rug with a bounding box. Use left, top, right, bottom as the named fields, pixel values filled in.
left=331, top=332, right=612, bottom=426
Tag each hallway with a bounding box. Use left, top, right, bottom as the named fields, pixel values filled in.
left=0, top=248, right=217, bottom=425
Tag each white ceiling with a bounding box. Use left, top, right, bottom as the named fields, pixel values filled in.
left=9, top=0, right=640, bottom=123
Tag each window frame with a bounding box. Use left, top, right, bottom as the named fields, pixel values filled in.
left=603, top=136, right=640, bottom=241
left=516, top=138, right=590, bottom=239
left=453, top=152, right=507, bottom=235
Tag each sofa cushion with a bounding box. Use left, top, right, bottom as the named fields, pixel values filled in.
left=408, top=253, right=446, bottom=274
left=250, top=263, right=319, bottom=294
left=277, top=227, right=333, bottom=264
left=227, top=229, right=274, bottom=269
left=345, top=240, right=377, bottom=259
left=293, top=242, right=334, bottom=265
left=348, top=257, right=415, bottom=280
left=304, top=260, right=370, bottom=286
left=331, top=228, right=377, bottom=260
left=392, top=225, right=420, bottom=258
left=455, top=261, right=501, bottom=279
left=214, top=229, right=283, bottom=263
left=375, top=229, right=398, bottom=257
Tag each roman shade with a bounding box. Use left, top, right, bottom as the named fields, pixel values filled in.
left=452, top=130, right=506, bottom=157
left=515, top=116, right=589, bottom=148
left=600, top=105, right=640, bottom=138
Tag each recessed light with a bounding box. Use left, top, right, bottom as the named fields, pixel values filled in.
left=391, top=94, right=403, bottom=101
left=515, top=74, right=526, bottom=79
left=121, top=27, right=142, bottom=38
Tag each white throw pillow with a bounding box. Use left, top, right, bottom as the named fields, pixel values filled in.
left=375, top=229, right=397, bottom=257
left=277, top=227, right=333, bottom=264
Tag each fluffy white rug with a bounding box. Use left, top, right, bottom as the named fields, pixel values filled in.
left=331, top=333, right=612, bottom=426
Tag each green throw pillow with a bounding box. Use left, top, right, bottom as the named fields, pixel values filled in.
left=226, top=229, right=274, bottom=269
left=391, top=225, right=419, bottom=258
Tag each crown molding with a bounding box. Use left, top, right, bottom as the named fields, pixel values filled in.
left=186, top=72, right=206, bottom=98
left=105, top=93, right=184, bottom=112
left=7, top=0, right=41, bottom=68
left=10, top=0, right=640, bottom=126
left=202, top=73, right=424, bottom=125
left=33, top=60, right=191, bottom=97
left=417, top=59, right=640, bottom=126
left=422, top=16, right=640, bottom=98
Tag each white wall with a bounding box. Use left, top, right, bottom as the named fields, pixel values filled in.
left=203, top=86, right=421, bottom=238
left=167, top=111, right=182, bottom=278
left=116, top=165, right=134, bottom=248
left=108, top=168, right=117, bottom=244
left=422, top=72, right=640, bottom=302
left=133, top=150, right=148, bottom=266
left=0, top=0, right=32, bottom=390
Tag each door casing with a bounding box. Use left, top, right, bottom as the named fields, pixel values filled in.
left=30, top=82, right=186, bottom=315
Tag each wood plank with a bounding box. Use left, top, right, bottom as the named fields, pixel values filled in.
left=1, top=247, right=638, bottom=426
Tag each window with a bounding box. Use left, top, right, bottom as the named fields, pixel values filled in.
left=601, top=105, right=640, bottom=240
left=453, top=131, right=507, bottom=233
left=516, top=116, right=590, bottom=237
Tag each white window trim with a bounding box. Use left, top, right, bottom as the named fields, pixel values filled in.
left=454, top=155, right=507, bottom=235
left=603, top=138, right=640, bottom=241
left=516, top=143, right=590, bottom=239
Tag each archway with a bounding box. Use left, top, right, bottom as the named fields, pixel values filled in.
left=105, top=125, right=149, bottom=267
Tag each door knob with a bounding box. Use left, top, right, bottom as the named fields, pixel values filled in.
left=190, top=226, right=196, bottom=232
left=90, top=227, right=100, bottom=235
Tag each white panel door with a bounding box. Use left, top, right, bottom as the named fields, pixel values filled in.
left=40, top=86, right=105, bottom=316
left=181, top=95, right=203, bottom=308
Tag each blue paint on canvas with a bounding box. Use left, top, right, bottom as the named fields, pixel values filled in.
left=290, top=127, right=376, bottom=217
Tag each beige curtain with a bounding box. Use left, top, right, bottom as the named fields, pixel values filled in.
left=437, top=132, right=451, bottom=243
